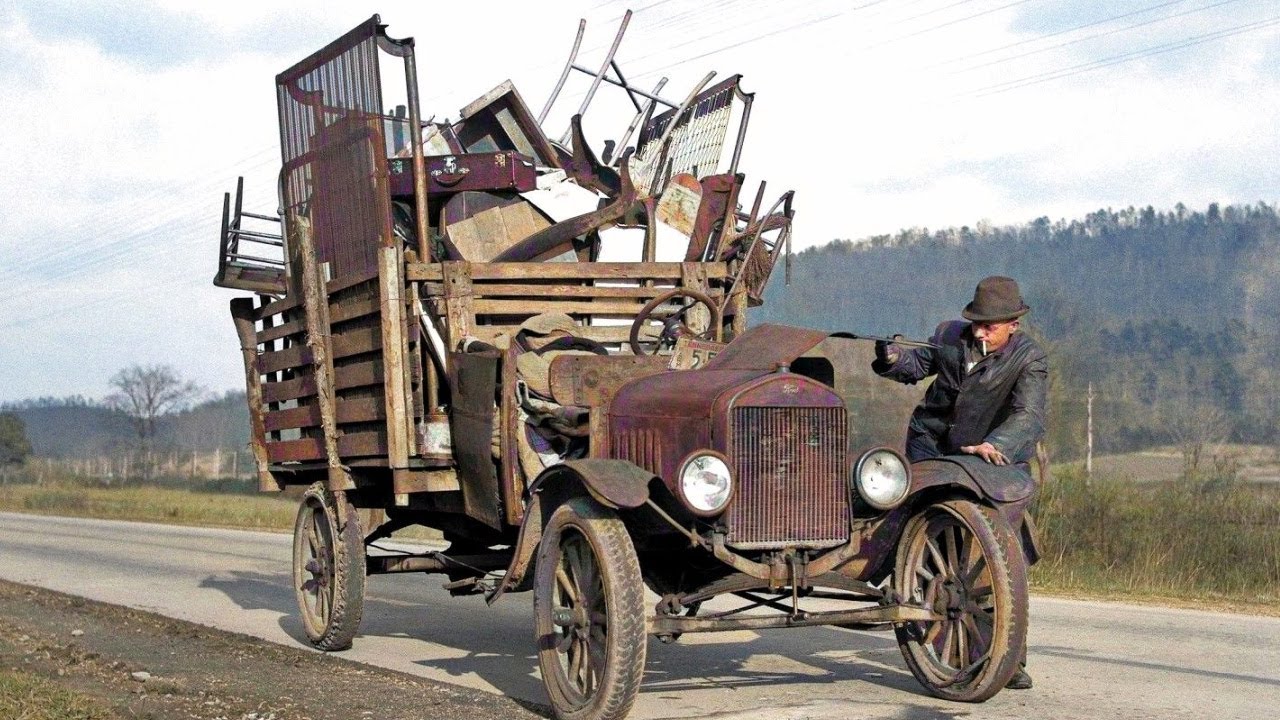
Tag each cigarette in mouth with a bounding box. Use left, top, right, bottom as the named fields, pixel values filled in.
left=981, top=340, right=987, bottom=356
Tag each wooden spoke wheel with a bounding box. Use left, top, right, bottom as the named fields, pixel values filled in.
left=628, top=288, right=720, bottom=355
left=893, top=499, right=1028, bottom=702
left=535, top=498, right=646, bottom=720
left=292, top=482, right=365, bottom=651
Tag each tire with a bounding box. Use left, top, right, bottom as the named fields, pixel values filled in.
left=893, top=499, right=1028, bottom=702
left=292, top=481, right=365, bottom=651
left=535, top=497, right=647, bottom=720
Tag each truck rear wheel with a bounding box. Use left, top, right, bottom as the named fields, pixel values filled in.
left=893, top=499, right=1028, bottom=702
left=292, top=482, right=365, bottom=651
left=534, top=497, right=646, bottom=720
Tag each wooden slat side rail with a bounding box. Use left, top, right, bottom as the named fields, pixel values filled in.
left=331, top=325, right=381, bottom=359
left=325, top=267, right=381, bottom=295
left=263, top=405, right=320, bottom=433
left=263, top=429, right=390, bottom=463
left=263, top=396, right=384, bottom=433
left=334, top=359, right=383, bottom=390
left=258, top=345, right=313, bottom=375
left=407, top=261, right=730, bottom=282
left=338, top=430, right=388, bottom=458
left=261, top=375, right=317, bottom=404
left=474, top=298, right=660, bottom=315
left=467, top=283, right=703, bottom=299
left=257, top=318, right=305, bottom=345
left=253, top=294, right=300, bottom=321
left=266, top=437, right=325, bottom=463
left=328, top=296, right=380, bottom=324
left=337, top=395, right=387, bottom=424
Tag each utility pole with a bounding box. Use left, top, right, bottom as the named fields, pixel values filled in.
left=1086, top=381, right=1094, bottom=486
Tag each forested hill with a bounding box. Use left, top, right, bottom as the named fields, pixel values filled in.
left=3, top=392, right=249, bottom=459
left=757, top=202, right=1280, bottom=457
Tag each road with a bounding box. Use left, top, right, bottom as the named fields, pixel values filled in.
left=1, top=511, right=1277, bottom=719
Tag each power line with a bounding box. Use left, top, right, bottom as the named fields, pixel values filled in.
left=866, top=0, right=1034, bottom=49
left=947, top=0, right=1246, bottom=75
left=964, top=13, right=1280, bottom=98
left=927, top=0, right=1194, bottom=70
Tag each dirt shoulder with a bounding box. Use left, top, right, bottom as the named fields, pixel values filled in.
left=0, top=579, right=545, bottom=720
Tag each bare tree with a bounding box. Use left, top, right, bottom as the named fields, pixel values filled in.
left=107, top=365, right=203, bottom=445
left=1162, top=400, right=1230, bottom=476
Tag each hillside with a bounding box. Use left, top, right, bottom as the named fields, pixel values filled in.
left=3, top=392, right=249, bottom=459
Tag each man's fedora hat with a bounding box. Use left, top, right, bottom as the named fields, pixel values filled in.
left=962, top=276, right=1030, bottom=322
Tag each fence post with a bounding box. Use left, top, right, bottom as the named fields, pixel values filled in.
left=1086, top=381, right=1094, bottom=486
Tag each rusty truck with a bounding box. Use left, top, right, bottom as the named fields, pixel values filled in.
left=215, top=12, right=1035, bottom=720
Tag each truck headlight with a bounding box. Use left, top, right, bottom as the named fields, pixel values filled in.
left=854, top=448, right=909, bottom=510
left=678, top=452, right=734, bottom=515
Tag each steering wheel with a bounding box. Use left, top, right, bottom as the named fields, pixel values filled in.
left=629, top=288, right=721, bottom=355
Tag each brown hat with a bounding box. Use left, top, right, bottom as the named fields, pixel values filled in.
left=962, top=276, right=1030, bottom=322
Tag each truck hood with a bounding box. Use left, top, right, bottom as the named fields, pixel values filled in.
left=610, top=324, right=848, bottom=419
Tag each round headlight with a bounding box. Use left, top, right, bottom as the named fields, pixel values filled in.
left=854, top=449, right=910, bottom=510
left=679, top=452, right=734, bottom=515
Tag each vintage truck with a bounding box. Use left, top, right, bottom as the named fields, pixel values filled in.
left=215, top=12, right=1034, bottom=720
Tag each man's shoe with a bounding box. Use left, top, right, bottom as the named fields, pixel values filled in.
left=1005, top=669, right=1033, bottom=690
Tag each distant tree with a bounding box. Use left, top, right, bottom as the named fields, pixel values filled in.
left=106, top=365, right=203, bottom=445
left=0, top=412, right=32, bottom=466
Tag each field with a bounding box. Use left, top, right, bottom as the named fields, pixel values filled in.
left=1089, top=444, right=1280, bottom=484
left=2, top=448, right=1278, bottom=613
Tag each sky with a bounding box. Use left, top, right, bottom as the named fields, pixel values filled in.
left=1, top=0, right=1278, bottom=403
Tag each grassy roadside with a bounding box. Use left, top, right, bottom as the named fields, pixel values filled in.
left=0, top=479, right=443, bottom=541
left=1030, top=464, right=1280, bottom=615
left=2, top=468, right=1277, bottom=615
left=0, top=670, right=116, bottom=720
left=0, top=481, right=300, bottom=532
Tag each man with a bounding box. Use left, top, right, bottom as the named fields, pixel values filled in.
left=872, top=275, right=1047, bottom=690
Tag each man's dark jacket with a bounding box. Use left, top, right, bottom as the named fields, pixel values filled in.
left=873, top=320, right=1048, bottom=464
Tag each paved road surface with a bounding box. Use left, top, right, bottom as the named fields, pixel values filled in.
left=2, top=512, right=1277, bottom=719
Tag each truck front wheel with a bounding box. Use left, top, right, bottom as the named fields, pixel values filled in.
left=534, top=497, right=647, bottom=720
left=893, top=499, right=1028, bottom=702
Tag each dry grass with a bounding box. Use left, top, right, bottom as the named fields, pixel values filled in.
left=0, top=482, right=300, bottom=532
left=1031, top=464, right=1280, bottom=608
left=0, top=670, right=115, bottom=720
left=0, top=478, right=442, bottom=541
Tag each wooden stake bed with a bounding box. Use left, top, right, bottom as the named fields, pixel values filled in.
left=235, top=250, right=741, bottom=507
left=220, top=13, right=791, bottom=521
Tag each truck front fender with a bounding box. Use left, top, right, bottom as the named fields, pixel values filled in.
left=534, top=459, right=655, bottom=509
left=908, top=457, right=1039, bottom=566
left=485, top=460, right=655, bottom=606
left=909, top=456, right=1036, bottom=504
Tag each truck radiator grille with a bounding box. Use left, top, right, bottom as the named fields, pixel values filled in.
left=726, top=406, right=848, bottom=549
